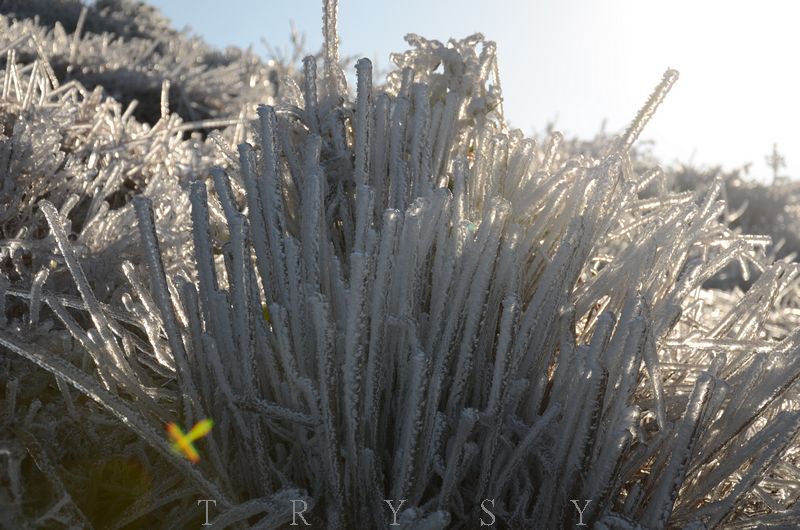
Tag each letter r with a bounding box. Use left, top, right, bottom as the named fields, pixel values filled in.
left=290, top=499, right=310, bottom=526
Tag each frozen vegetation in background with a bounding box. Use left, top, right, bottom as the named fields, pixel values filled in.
left=2, top=0, right=800, bottom=528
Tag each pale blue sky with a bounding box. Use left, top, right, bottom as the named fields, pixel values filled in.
left=148, top=0, right=799, bottom=181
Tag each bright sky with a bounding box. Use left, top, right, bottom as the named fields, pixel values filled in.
left=148, top=0, right=800, bottom=181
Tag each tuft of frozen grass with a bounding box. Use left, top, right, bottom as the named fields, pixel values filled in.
left=2, top=1, right=800, bottom=528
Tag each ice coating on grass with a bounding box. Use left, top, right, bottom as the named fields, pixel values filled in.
left=2, top=1, right=800, bottom=528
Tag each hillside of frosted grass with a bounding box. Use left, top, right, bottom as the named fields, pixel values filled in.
left=2, top=1, right=800, bottom=528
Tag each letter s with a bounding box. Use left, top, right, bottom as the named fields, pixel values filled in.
left=480, top=499, right=496, bottom=526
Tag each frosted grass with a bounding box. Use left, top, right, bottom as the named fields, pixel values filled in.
left=1, top=1, right=800, bottom=528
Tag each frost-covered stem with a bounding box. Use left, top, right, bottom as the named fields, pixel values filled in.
left=189, top=181, right=219, bottom=324
left=302, top=56, right=321, bottom=133
left=619, top=69, right=678, bottom=152
left=27, top=267, right=48, bottom=328
left=40, top=201, right=136, bottom=386
left=238, top=142, right=274, bottom=308
left=641, top=373, right=714, bottom=529
left=353, top=58, right=373, bottom=187
left=257, top=105, right=290, bottom=307
left=322, top=0, right=346, bottom=98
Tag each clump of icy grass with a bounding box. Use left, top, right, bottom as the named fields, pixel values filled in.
left=3, top=1, right=800, bottom=528
left=0, top=0, right=293, bottom=129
